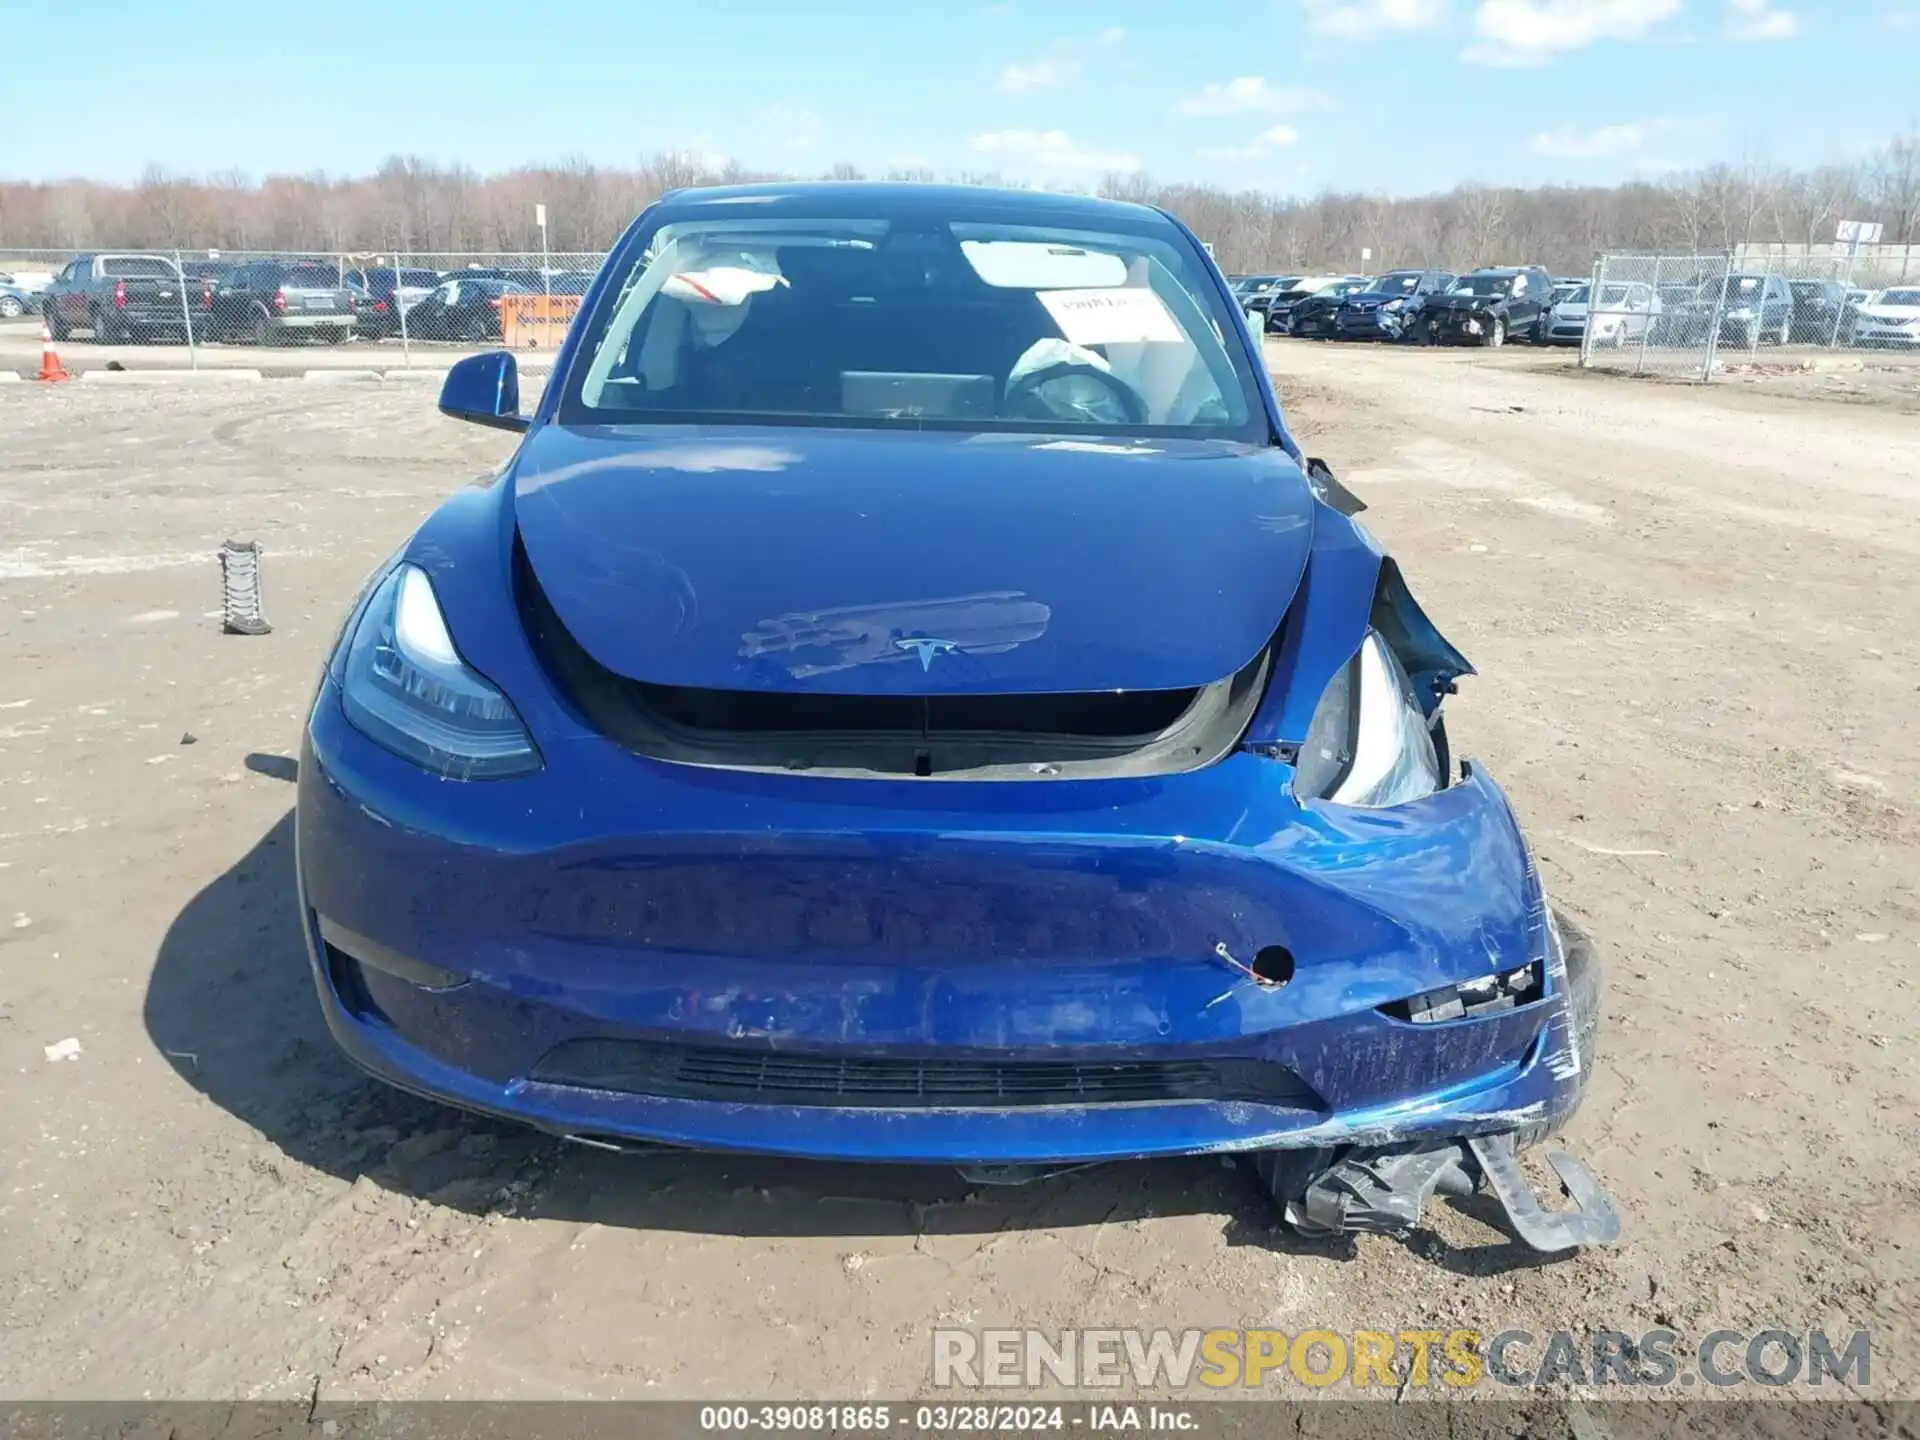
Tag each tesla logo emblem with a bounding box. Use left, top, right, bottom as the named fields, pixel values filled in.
left=894, top=637, right=961, bottom=671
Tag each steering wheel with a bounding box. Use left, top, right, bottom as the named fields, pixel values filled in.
left=1003, top=362, right=1147, bottom=426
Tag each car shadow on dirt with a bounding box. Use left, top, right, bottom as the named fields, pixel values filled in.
left=141, top=802, right=1561, bottom=1268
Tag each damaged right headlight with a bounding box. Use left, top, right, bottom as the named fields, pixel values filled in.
left=1293, top=632, right=1441, bottom=808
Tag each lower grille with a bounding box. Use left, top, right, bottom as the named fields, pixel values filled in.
left=529, top=1039, right=1323, bottom=1111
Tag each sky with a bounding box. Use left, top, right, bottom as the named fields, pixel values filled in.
left=2, top=0, right=1915, bottom=196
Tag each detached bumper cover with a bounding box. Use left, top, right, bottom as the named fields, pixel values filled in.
left=298, top=677, right=1593, bottom=1167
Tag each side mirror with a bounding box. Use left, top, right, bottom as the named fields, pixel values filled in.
left=438, top=351, right=528, bottom=433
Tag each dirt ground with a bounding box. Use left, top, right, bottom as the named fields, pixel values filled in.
left=0, top=343, right=1915, bottom=1406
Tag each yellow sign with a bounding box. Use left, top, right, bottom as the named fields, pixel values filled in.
left=500, top=293, right=581, bottom=349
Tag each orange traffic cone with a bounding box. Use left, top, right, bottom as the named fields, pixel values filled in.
left=37, top=322, right=71, bottom=383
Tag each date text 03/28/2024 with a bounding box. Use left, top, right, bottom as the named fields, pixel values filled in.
left=699, top=1406, right=1187, bottom=1433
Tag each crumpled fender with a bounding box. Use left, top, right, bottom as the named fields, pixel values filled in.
left=1244, top=492, right=1474, bottom=747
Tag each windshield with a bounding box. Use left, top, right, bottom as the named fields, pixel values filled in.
left=1563, top=285, right=1591, bottom=305
left=1710, top=276, right=1765, bottom=301
left=563, top=212, right=1265, bottom=439
left=1366, top=272, right=1421, bottom=295
left=1320, top=280, right=1367, bottom=297
left=1877, top=289, right=1920, bottom=307
left=1447, top=274, right=1516, bottom=297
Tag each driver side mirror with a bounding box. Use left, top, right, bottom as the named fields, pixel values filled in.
left=439, top=351, right=528, bottom=433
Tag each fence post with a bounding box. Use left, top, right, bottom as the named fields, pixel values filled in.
left=1633, top=257, right=1655, bottom=377
left=1701, top=253, right=1731, bottom=383
left=394, top=247, right=411, bottom=368
left=172, top=247, right=198, bottom=370
left=1580, top=257, right=1602, bottom=370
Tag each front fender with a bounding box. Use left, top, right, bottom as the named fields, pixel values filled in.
left=1244, top=507, right=1473, bottom=746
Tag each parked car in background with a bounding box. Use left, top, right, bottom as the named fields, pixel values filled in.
left=1333, top=269, right=1453, bottom=341
left=1785, top=279, right=1864, bottom=344
left=0, top=280, right=34, bottom=319
left=1260, top=274, right=1368, bottom=334
left=1849, top=287, right=1920, bottom=349
left=209, top=260, right=357, bottom=344
left=41, top=253, right=208, bottom=343
left=346, top=266, right=441, bottom=337
left=1542, top=277, right=1587, bottom=335
left=1424, top=266, right=1555, bottom=347
left=405, top=276, right=530, bottom=341
left=1708, top=273, right=1794, bottom=348
left=0, top=269, right=57, bottom=295
left=1546, top=281, right=1660, bottom=346
left=1233, top=273, right=1291, bottom=301
left=445, top=265, right=547, bottom=290
left=1651, top=274, right=1793, bottom=349
left=1239, top=275, right=1301, bottom=326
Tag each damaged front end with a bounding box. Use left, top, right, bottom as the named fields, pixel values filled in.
left=1250, top=908, right=1618, bottom=1253
left=1239, top=469, right=1620, bottom=1254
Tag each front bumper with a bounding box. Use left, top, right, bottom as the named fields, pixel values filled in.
left=1334, top=308, right=1405, bottom=340
left=297, top=679, right=1590, bottom=1166
left=1853, top=325, right=1920, bottom=347
left=1427, top=310, right=1498, bottom=343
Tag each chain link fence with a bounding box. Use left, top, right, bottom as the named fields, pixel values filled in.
left=0, top=246, right=611, bottom=368
left=1579, top=250, right=1920, bottom=381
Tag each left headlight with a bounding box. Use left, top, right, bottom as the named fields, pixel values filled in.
left=1293, top=632, right=1441, bottom=808
left=339, top=563, right=541, bottom=779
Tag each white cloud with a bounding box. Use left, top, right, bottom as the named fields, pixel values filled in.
left=1174, top=77, right=1334, bottom=116
left=1197, top=126, right=1301, bottom=164
left=1725, top=0, right=1799, bottom=38
left=1462, top=0, right=1680, bottom=65
left=998, top=29, right=1125, bottom=92
left=999, top=58, right=1077, bottom=90
left=1887, top=2, right=1919, bottom=29
left=1529, top=121, right=1656, bottom=157
left=971, top=129, right=1140, bottom=173
left=1304, top=0, right=1447, bottom=35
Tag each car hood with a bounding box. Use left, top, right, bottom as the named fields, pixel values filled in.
left=512, top=424, right=1315, bottom=696
left=1426, top=292, right=1510, bottom=312
left=1860, top=305, right=1920, bottom=320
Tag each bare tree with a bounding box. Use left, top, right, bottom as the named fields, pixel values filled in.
left=3, top=131, right=1916, bottom=278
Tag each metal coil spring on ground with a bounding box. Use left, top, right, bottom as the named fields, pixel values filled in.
left=219, top=539, right=271, bottom=636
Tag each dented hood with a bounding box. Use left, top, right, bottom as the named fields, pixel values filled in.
left=512, top=424, right=1315, bottom=695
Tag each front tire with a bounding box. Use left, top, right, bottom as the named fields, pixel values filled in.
left=1486, top=315, right=1506, bottom=348
left=45, top=305, right=69, bottom=341
left=0, top=295, right=22, bottom=319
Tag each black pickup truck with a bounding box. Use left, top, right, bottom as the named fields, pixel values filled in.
left=41, top=253, right=209, bottom=343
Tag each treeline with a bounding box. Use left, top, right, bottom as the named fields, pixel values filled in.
left=2, top=136, right=1916, bottom=275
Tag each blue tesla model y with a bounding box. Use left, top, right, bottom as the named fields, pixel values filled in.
left=296, top=183, right=1617, bottom=1252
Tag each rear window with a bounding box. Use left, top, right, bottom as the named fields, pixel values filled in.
left=101, top=257, right=177, bottom=278
left=283, top=264, right=341, bottom=287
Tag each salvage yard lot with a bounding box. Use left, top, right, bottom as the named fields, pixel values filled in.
left=0, top=345, right=1915, bottom=1402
